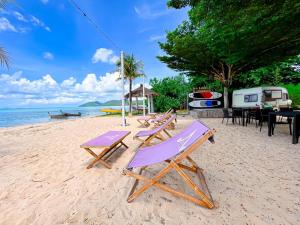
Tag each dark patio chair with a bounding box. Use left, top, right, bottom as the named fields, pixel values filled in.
left=232, top=108, right=242, bottom=125
left=259, top=108, right=274, bottom=132
left=222, top=108, right=233, bottom=125
left=246, top=109, right=258, bottom=126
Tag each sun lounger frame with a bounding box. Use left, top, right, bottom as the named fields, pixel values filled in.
left=81, top=131, right=131, bottom=169
left=151, top=108, right=173, bottom=127
left=134, top=115, right=176, bottom=147
left=137, top=117, right=152, bottom=127
left=124, top=129, right=215, bottom=208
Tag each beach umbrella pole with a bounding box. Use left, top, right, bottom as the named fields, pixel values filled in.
left=121, top=51, right=126, bottom=126
left=143, top=75, right=146, bottom=117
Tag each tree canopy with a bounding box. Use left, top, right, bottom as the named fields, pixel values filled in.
left=150, top=75, right=191, bottom=112
left=159, top=0, right=300, bottom=107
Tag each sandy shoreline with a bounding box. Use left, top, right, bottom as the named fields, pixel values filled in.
left=0, top=115, right=299, bottom=225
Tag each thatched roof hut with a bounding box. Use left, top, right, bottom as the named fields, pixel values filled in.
left=124, top=84, right=158, bottom=98
left=124, top=84, right=158, bottom=113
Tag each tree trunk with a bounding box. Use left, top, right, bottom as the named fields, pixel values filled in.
left=211, top=62, right=235, bottom=109
left=129, top=79, right=132, bottom=113
left=223, top=86, right=229, bottom=109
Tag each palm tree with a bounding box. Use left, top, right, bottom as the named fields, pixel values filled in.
left=0, top=0, right=11, bottom=69
left=117, top=54, right=144, bottom=114
left=0, top=47, right=9, bottom=68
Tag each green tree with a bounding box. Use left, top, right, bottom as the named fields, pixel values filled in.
left=233, top=55, right=300, bottom=88
left=150, top=75, right=191, bottom=112
left=0, top=0, right=11, bottom=68
left=282, top=83, right=300, bottom=108
left=159, top=0, right=300, bottom=108
left=116, top=54, right=143, bottom=114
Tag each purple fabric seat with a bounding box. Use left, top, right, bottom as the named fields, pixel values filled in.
left=128, top=121, right=210, bottom=169
left=135, top=115, right=176, bottom=138
left=137, top=116, right=151, bottom=121
left=151, top=115, right=164, bottom=123
left=81, top=131, right=130, bottom=148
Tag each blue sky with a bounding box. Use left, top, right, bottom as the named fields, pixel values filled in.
left=0, top=0, right=188, bottom=107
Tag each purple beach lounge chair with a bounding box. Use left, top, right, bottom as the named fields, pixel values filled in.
left=124, top=120, right=216, bottom=208
left=150, top=108, right=174, bottom=126
left=134, top=114, right=177, bottom=147
left=136, top=116, right=152, bottom=127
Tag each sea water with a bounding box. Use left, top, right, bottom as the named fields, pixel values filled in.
left=0, top=106, right=123, bottom=127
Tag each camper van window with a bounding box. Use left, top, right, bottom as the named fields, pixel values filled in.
left=264, top=90, right=282, bottom=101
left=283, top=93, right=288, bottom=101
left=244, top=94, right=258, bottom=102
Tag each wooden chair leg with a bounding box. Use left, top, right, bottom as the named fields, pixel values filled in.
left=126, top=164, right=173, bottom=202
left=163, top=129, right=172, bottom=138
left=84, top=147, right=113, bottom=169
left=125, top=168, right=211, bottom=207
left=87, top=157, right=112, bottom=169
left=170, top=161, right=214, bottom=208
left=121, top=141, right=129, bottom=148
left=124, top=158, right=214, bottom=208
left=127, top=168, right=145, bottom=200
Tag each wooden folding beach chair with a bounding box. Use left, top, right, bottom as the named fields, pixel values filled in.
left=134, top=114, right=176, bottom=147
left=136, top=110, right=169, bottom=127
left=124, top=121, right=216, bottom=208
left=151, top=108, right=174, bottom=127
left=136, top=116, right=152, bottom=127
left=80, top=131, right=131, bottom=169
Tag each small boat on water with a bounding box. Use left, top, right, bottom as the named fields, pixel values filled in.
left=48, top=111, right=81, bottom=119
left=100, top=108, right=122, bottom=114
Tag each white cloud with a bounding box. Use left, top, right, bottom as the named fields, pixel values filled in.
left=30, top=15, right=51, bottom=32
left=74, top=72, right=122, bottom=93
left=149, top=34, right=165, bottom=42
left=61, top=77, right=76, bottom=87
left=134, top=4, right=171, bottom=19
left=0, top=17, right=17, bottom=32
left=92, top=48, right=119, bottom=64
left=24, top=97, right=82, bottom=105
left=43, top=52, right=54, bottom=60
left=0, top=11, right=50, bottom=33
left=0, top=71, right=139, bottom=106
left=0, top=72, right=57, bottom=98
left=41, top=0, right=49, bottom=4
left=13, top=11, right=28, bottom=22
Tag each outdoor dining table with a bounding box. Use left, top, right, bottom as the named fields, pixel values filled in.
left=268, top=111, right=300, bottom=144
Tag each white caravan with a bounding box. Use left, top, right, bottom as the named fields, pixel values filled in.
left=232, top=87, right=292, bottom=109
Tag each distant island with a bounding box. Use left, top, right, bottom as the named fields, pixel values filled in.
left=79, top=101, right=102, bottom=107
left=79, top=100, right=145, bottom=107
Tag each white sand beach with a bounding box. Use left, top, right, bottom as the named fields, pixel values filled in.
left=0, top=115, right=299, bottom=225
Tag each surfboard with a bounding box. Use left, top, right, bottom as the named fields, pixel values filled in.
left=189, top=92, right=222, bottom=99
left=189, top=100, right=221, bottom=108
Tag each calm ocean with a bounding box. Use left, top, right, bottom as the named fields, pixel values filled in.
left=0, top=106, right=123, bottom=127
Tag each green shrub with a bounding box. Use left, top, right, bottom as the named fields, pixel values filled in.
left=282, top=83, right=300, bottom=108
left=150, top=75, right=191, bottom=112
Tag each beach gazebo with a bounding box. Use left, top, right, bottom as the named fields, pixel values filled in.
left=124, top=84, right=158, bottom=113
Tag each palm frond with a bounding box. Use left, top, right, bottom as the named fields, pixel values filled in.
left=0, top=0, right=12, bottom=69
left=0, top=47, right=10, bottom=69
left=115, top=53, right=144, bottom=80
